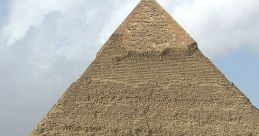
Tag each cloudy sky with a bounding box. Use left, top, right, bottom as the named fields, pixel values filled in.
left=0, top=0, right=259, bottom=135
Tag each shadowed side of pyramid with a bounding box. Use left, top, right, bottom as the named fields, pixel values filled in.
left=31, top=0, right=259, bottom=135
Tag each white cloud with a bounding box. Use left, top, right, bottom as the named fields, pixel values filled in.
left=0, top=0, right=259, bottom=135
left=0, top=0, right=136, bottom=135
left=99, top=0, right=139, bottom=43
left=0, top=0, right=86, bottom=46
left=160, top=0, right=259, bottom=57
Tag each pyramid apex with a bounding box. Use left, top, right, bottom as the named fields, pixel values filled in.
left=140, top=0, right=156, bottom=1
left=109, top=0, right=196, bottom=52
left=31, top=0, right=259, bottom=135
left=139, top=0, right=158, bottom=4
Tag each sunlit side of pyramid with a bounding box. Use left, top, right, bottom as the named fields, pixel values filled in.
left=32, top=0, right=259, bottom=135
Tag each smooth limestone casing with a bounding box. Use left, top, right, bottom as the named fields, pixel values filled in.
left=31, top=0, right=259, bottom=135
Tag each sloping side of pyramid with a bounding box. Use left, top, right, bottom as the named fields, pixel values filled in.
left=32, top=0, right=259, bottom=135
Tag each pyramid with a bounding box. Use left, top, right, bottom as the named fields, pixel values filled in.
left=32, top=0, right=259, bottom=135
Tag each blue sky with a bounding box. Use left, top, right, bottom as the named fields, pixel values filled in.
left=0, top=0, right=8, bottom=27
left=0, top=0, right=8, bottom=15
left=0, top=0, right=258, bottom=135
left=213, top=47, right=259, bottom=108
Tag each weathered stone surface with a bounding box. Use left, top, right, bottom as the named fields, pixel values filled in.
left=113, top=0, right=195, bottom=52
left=31, top=0, right=259, bottom=135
